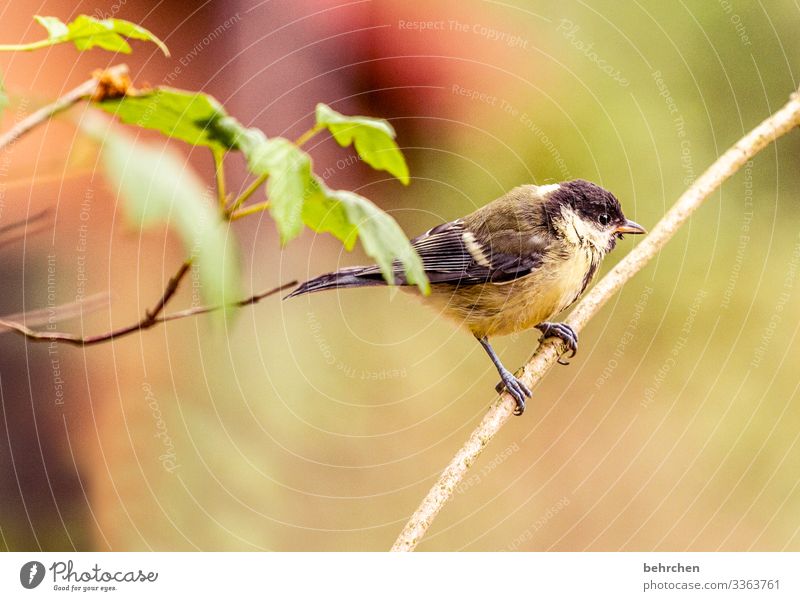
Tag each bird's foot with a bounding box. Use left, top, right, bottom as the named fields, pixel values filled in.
left=495, top=369, right=532, bottom=416
left=536, top=322, right=578, bottom=365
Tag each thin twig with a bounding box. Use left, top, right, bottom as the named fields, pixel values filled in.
left=0, top=259, right=190, bottom=345
left=0, top=280, right=296, bottom=346
left=0, top=293, right=110, bottom=333
left=0, top=64, right=129, bottom=151
left=145, top=260, right=192, bottom=321
left=156, top=280, right=296, bottom=322
left=390, top=85, right=800, bottom=552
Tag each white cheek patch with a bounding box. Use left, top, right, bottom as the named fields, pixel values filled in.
left=559, top=206, right=610, bottom=251
left=559, top=206, right=584, bottom=245
left=462, top=231, right=491, bottom=267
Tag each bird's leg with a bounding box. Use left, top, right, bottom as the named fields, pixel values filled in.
left=536, top=322, right=578, bottom=365
left=477, top=336, right=531, bottom=415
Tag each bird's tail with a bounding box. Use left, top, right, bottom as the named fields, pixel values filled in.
left=284, top=266, right=387, bottom=299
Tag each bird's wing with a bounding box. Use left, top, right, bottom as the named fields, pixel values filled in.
left=401, top=219, right=545, bottom=285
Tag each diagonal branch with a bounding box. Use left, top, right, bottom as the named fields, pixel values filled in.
left=0, top=64, right=130, bottom=151
left=390, top=85, right=800, bottom=552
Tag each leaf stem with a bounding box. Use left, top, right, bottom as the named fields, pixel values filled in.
left=0, top=39, right=54, bottom=52
left=226, top=173, right=267, bottom=215
left=213, top=149, right=227, bottom=211
left=225, top=125, right=320, bottom=218
left=294, top=124, right=322, bottom=148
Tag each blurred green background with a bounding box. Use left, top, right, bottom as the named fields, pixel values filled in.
left=1, top=0, right=799, bottom=551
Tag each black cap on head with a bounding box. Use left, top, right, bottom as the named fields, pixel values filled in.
left=551, top=179, right=627, bottom=228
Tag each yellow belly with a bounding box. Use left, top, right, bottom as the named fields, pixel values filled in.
left=416, top=246, right=598, bottom=338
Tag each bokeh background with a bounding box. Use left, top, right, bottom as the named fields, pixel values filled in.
left=1, top=0, right=799, bottom=551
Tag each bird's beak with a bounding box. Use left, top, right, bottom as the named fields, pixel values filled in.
left=615, top=219, right=646, bottom=235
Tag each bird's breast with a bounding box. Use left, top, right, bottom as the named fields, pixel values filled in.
left=420, top=244, right=601, bottom=338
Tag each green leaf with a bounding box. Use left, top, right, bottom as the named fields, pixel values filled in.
left=33, top=15, right=68, bottom=38
left=320, top=187, right=428, bottom=294
left=84, top=115, right=240, bottom=312
left=0, top=15, right=169, bottom=56
left=301, top=178, right=358, bottom=250
left=67, top=15, right=132, bottom=53
left=95, top=89, right=420, bottom=292
left=315, top=103, right=409, bottom=184
left=105, top=18, right=170, bottom=56
left=245, top=135, right=313, bottom=244
left=96, top=88, right=244, bottom=152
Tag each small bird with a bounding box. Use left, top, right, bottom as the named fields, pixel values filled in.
left=287, top=179, right=645, bottom=414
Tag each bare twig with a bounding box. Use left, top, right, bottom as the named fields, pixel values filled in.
left=0, top=293, right=110, bottom=333
left=0, top=280, right=296, bottom=346
left=0, top=64, right=130, bottom=151
left=390, top=85, right=800, bottom=552
left=145, top=260, right=192, bottom=321
left=0, top=259, right=189, bottom=345
left=154, top=280, right=297, bottom=322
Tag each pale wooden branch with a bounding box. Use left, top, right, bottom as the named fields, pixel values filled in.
left=390, top=85, right=800, bottom=552
left=0, top=64, right=130, bottom=151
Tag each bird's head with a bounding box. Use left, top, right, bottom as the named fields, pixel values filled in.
left=543, top=179, right=646, bottom=252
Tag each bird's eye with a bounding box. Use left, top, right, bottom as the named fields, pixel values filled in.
left=598, top=213, right=610, bottom=226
